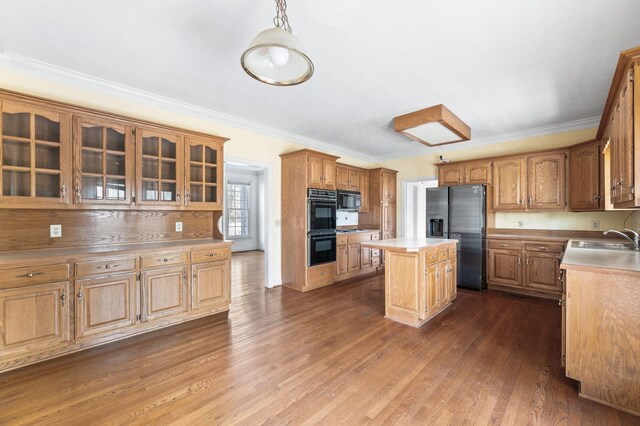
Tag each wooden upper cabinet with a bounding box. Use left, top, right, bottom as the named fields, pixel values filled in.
left=608, top=67, right=635, bottom=205
left=307, top=154, right=324, bottom=188
left=73, top=115, right=133, bottom=206
left=308, top=154, right=336, bottom=189
left=336, top=165, right=350, bottom=190
left=136, top=127, right=184, bottom=207
left=569, top=141, right=602, bottom=211
left=464, top=162, right=492, bottom=185
left=348, top=169, right=360, bottom=191
left=527, top=152, right=567, bottom=210
left=359, top=170, right=369, bottom=212
left=438, top=164, right=464, bottom=186
left=382, top=171, right=396, bottom=202
left=493, top=159, right=527, bottom=210
left=184, top=136, right=222, bottom=210
left=0, top=100, right=72, bottom=207
left=382, top=202, right=396, bottom=236
left=322, top=158, right=336, bottom=189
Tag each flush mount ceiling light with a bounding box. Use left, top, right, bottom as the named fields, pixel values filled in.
left=393, top=104, right=471, bottom=147
left=241, top=0, right=314, bottom=86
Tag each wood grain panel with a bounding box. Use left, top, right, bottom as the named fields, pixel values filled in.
left=566, top=269, right=640, bottom=416
left=0, top=210, right=215, bottom=252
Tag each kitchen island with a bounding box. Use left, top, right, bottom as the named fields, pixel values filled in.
left=561, top=239, right=640, bottom=416
left=362, top=237, right=458, bottom=327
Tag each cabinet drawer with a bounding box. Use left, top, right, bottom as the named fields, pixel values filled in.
left=448, top=245, right=457, bottom=258
left=140, top=251, right=188, bottom=269
left=0, top=263, right=70, bottom=289
left=191, top=247, right=231, bottom=264
left=371, top=233, right=380, bottom=241
left=438, top=249, right=449, bottom=261
left=425, top=250, right=439, bottom=265
left=75, top=257, right=136, bottom=277
left=488, top=240, right=523, bottom=250
left=337, top=234, right=348, bottom=245
left=307, top=263, right=336, bottom=288
left=371, top=248, right=380, bottom=257
left=348, top=233, right=373, bottom=244
left=372, top=257, right=380, bottom=267
left=525, top=242, right=565, bottom=254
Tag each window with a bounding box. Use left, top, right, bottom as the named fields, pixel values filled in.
left=226, top=181, right=250, bottom=238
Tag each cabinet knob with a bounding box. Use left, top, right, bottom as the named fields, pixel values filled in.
left=77, top=292, right=82, bottom=298
left=208, top=253, right=216, bottom=257
left=193, top=273, right=197, bottom=279
left=163, top=258, right=169, bottom=262
left=60, top=184, right=67, bottom=199
left=105, top=264, right=111, bottom=269
left=75, top=185, right=82, bottom=202
left=183, top=275, right=188, bottom=280
left=176, top=192, right=181, bottom=203
left=60, top=292, right=66, bottom=306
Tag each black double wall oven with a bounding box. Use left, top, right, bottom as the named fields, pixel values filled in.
left=307, top=188, right=337, bottom=266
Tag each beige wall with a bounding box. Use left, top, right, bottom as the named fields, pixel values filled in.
left=377, top=128, right=632, bottom=233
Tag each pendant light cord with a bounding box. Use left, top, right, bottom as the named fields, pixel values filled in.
left=273, top=0, right=292, bottom=33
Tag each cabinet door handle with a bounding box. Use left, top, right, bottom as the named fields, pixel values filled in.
left=538, top=246, right=548, bottom=251
left=185, top=193, right=191, bottom=206
left=60, top=184, right=67, bottom=200
left=193, top=273, right=197, bottom=279
left=517, top=257, right=521, bottom=265
left=176, top=192, right=181, bottom=203
left=183, top=275, right=188, bottom=280
left=75, top=185, right=82, bottom=202
left=528, top=197, right=532, bottom=205
left=76, top=292, right=82, bottom=298
left=60, top=291, right=66, bottom=306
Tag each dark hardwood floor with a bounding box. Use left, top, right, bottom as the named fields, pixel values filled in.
left=1, top=251, right=638, bottom=425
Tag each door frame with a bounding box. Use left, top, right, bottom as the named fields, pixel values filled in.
left=224, top=156, right=275, bottom=288
left=401, top=177, right=438, bottom=238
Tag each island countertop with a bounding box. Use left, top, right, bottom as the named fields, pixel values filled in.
left=361, top=237, right=458, bottom=253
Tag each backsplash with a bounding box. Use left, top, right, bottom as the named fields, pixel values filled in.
left=337, top=211, right=359, bottom=227
left=495, top=211, right=634, bottom=232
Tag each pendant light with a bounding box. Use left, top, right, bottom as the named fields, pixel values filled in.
left=241, top=0, right=314, bottom=86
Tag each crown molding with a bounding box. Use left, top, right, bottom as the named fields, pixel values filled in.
left=376, top=116, right=600, bottom=161
left=0, top=52, right=378, bottom=162
left=0, top=52, right=599, bottom=164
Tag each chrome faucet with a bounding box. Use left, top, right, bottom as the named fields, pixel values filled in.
left=603, top=228, right=640, bottom=251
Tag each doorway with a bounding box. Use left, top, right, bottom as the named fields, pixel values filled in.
left=224, top=158, right=273, bottom=288
left=403, top=178, right=438, bottom=238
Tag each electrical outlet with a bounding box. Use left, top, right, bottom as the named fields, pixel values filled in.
left=517, top=220, right=524, bottom=228
left=50, top=224, right=62, bottom=238
left=591, top=220, right=600, bottom=230
left=175, top=222, right=183, bottom=232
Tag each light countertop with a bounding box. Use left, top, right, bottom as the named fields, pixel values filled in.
left=361, top=237, right=457, bottom=253
left=561, top=239, right=640, bottom=273
left=0, top=238, right=231, bottom=263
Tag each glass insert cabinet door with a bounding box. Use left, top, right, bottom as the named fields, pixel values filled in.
left=184, top=136, right=222, bottom=209
left=0, top=100, right=72, bottom=206
left=73, top=115, right=132, bottom=205
left=136, top=127, right=184, bottom=206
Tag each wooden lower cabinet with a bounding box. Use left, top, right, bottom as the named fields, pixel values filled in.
left=0, top=241, right=231, bottom=373
left=488, top=250, right=522, bottom=287
left=564, top=267, right=640, bottom=416
left=191, top=261, right=230, bottom=311
left=336, top=245, right=348, bottom=276
left=75, top=273, right=137, bottom=340
left=347, top=243, right=361, bottom=272
left=384, top=242, right=457, bottom=327
left=487, top=238, right=564, bottom=299
left=141, top=266, right=189, bottom=322
left=0, top=282, right=71, bottom=355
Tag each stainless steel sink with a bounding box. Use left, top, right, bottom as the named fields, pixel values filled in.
left=571, top=240, right=636, bottom=251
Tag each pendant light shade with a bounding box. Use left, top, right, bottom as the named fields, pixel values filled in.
left=241, top=1, right=314, bottom=86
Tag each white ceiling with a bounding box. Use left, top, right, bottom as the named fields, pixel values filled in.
left=1, top=0, right=639, bottom=161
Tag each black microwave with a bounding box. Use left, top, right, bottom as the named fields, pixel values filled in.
left=337, top=190, right=362, bottom=211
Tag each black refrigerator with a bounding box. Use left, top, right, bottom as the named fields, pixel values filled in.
left=426, top=185, right=486, bottom=290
